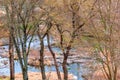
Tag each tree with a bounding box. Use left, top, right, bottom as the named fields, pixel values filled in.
left=46, top=28, right=62, bottom=80
left=53, top=1, right=84, bottom=79
left=36, top=8, right=54, bottom=80
left=34, top=1, right=63, bottom=79
left=4, top=0, right=39, bottom=80
left=4, top=0, right=15, bottom=79
left=54, top=0, right=98, bottom=79
left=87, top=0, right=120, bottom=80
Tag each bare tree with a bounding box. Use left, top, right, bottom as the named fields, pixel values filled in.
left=87, top=0, right=120, bottom=80
left=36, top=13, right=52, bottom=80
left=53, top=1, right=85, bottom=79
left=46, top=29, right=62, bottom=80
left=4, top=0, right=39, bottom=80
left=4, top=0, right=15, bottom=79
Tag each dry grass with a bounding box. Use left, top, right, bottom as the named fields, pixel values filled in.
left=0, top=72, right=76, bottom=80
left=91, top=69, right=120, bottom=80
left=15, top=72, right=76, bottom=80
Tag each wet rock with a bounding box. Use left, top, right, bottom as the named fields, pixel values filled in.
left=44, top=59, right=52, bottom=66
left=27, top=49, right=57, bottom=66
left=0, top=53, right=9, bottom=58
left=28, top=58, right=39, bottom=67
left=28, top=59, right=34, bottom=66
left=0, top=53, right=19, bottom=60
left=56, top=56, right=63, bottom=59
left=0, top=58, right=9, bottom=68
left=67, top=59, right=73, bottom=64
left=28, top=58, right=53, bottom=67
left=14, top=55, right=19, bottom=60
left=0, top=38, right=9, bottom=46
left=0, top=47, right=86, bottom=67
left=3, top=60, right=8, bottom=65
left=68, top=55, right=81, bottom=59
left=72, top=59, right=84, bottom=63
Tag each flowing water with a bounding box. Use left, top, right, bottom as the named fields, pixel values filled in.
left=0, top=36, right=90, bottom=80
left=0, top=57, right=87, bottom=80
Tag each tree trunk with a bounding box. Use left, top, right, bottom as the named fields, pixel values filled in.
left=53, top=56, right=62, bottom=80
left=22, top=28, right=28, bottom=80
left=22, top=67, right=28, bottom=80
left=9, top=31, right=14, bottom=80
left=37, top=25, right=46, bottom=80
left=114, top=65, right=117, bottom=80
left=40, top=39, right=46, bottom=80
left=62, top=54, right=68, bottom=80
left=63, top=46, right=71, bottom=80
left=47, top=34, right=62, bottom=80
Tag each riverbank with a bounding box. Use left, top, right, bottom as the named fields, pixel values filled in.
left=0, top=37, right=93, bottom=80
left=0, top=72, right=77, bottom=80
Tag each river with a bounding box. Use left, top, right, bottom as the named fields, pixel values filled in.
left=0, top=36, right=90, bottom=80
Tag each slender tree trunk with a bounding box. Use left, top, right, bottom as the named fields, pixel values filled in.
left=37, top=25, right=46, bottom=80
left=53, top=56, right=62, bottom=80
left=12, top=27, right=28, bottom=80
left=40, top=39, right=46, bottom=80
left=114, top=65, right=117, bottom=80
left=62, top=54, right=68, bottom=80
left=63, top=46, right=71, bottom=80
left=7, top=1, right=15, bottom=79
left=9, top=30, right=14, bottom=80
left=22, top=28, right=28, bottom=80
left=47, top=34, right=62, bottom=80
left=22, top=67, right=28, bottom=80
left=13, top=36, right=25, bottom=80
